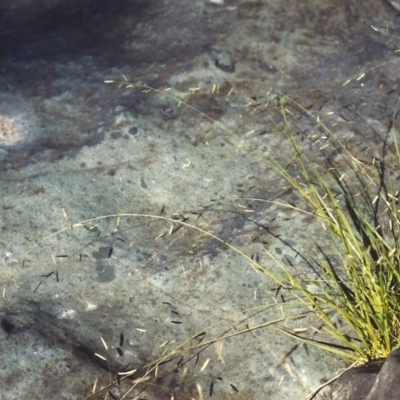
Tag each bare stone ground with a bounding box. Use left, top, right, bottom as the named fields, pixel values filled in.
left=0, top=1, right=399, bottom=399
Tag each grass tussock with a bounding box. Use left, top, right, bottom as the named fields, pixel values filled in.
left=267, top=96, right=400, bottom=364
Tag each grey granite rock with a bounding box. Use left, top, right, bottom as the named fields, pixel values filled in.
left=366, top=350, right=400, bottom=400
left=330, top=364, right=381, bottom=400
left=330, top=350, right=400, bottom=400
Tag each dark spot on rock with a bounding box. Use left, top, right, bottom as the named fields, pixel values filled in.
left=140, top=177, right=148, bottom=189
left=111, top=131, right=122, bottom=140
left=129, top=126, right=138, bottom=135
left=92, top=246, right=113, bottom=260
left=33, top=186, right=45, bottom=195
left=1, top=316, right=15, bottom=335
left=96, top=260, right=115, bottom=282
left=191, top=93, right=225, bottom=121
left=214, top=52, right=235, bottom=73
left=135, top=249, right=152, bottom=262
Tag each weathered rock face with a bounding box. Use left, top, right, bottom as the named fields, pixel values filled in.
left=366, top=350, right=400, bottom=400
left=331, top=350, right=400, bottom=400
left=0, top=0, right=399, bottom=172
left=1, top=1, right=400, bottom=399
left=331, top=364, right=382, bottom=400
left=0, top=0, right=236, bottom=170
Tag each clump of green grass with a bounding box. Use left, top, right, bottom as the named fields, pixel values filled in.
left=266, top=96, right=400, bottom=365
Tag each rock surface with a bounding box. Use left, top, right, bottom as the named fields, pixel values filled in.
left=331, top=363, right=381, bottom=400
left=329, top=350, right=400, bottom=400
left=0, top=1, right=399, bottom=399
left=366, top=350, right=400, bottom=400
